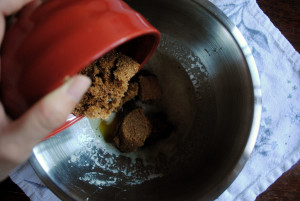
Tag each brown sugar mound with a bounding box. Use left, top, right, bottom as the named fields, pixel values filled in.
left=115, top=82, right=139, bottom=112
left=73, top=50, right=140, bottom=119
left=139, top=75, right=162, bottom=101
left=113, top=108, right=151, bottom=153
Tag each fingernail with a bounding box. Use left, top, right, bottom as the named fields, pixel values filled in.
left=66, top=75, right=91, bottom=102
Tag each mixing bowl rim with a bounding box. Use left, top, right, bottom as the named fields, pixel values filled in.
left=192, top=0, right=262, bottom=199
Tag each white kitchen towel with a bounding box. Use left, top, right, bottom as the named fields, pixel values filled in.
left=10, top=0, right=300, bottom=200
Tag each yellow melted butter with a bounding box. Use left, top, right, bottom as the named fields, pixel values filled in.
left=99, top=113, right=119, bottom=143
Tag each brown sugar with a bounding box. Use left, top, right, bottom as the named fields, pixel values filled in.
left=73, top=50, right=140, bottom=119
left=139, top=75, right=162, bottom=101
left=113, top=108, right=151, bottom=153
left=114, top=82, right=139, bottom=112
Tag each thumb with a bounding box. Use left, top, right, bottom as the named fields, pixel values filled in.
left=7, top=75, right=91, bottom=151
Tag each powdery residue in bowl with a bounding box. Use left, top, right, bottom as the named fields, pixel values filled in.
left=67, top=117, right=164, bottom=186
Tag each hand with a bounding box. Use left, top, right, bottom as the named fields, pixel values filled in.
left=0, top=0, right=91, bottom=181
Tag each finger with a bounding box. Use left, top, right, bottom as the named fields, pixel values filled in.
left=0, top=0, right=33, bottom=16
left=7, top=75, right=91, bottom=151
left=0, top=102, right=11, bottom=129
left=0, top=75, right=90, bottom=180
left=0, top=14, right=4, bottom=46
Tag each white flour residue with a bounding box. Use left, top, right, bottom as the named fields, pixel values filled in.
left=68, top=117, right=164, bottom=187
left=79, top=172, right=117, bottom=186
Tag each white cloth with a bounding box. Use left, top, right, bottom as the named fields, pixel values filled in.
left=10, top=162, right=60, bottom=201
left=10, top=0, right=300, bottom=200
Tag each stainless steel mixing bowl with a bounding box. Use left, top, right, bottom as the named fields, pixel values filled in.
left=30, top=0, right=261, bottom=200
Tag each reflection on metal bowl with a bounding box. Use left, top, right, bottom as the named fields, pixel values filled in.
left=30, top=0, right=261, bottom=200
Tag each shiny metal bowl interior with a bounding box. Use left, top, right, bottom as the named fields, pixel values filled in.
left=30, top=0, right=261, bottom=200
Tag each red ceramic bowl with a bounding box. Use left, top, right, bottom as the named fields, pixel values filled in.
left=0, top=0, right=160, bottom=139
